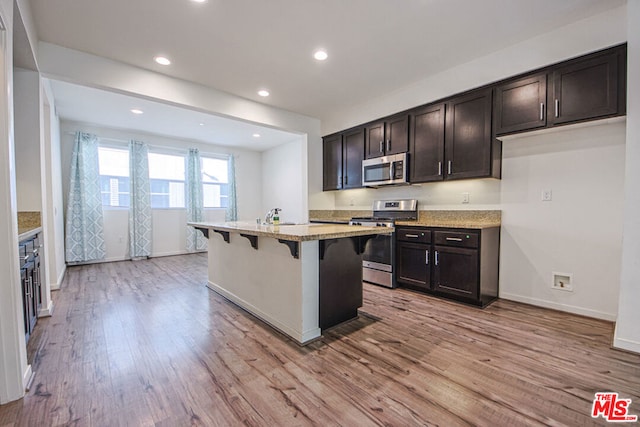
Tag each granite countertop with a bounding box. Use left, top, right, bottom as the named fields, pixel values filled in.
left=18, top=226, right=43, bottom=241
left=189, top=221, right=392, bottom=242
left=18, top=211, right=42, bottom=241
left=310, top=209, right=501, bottom=229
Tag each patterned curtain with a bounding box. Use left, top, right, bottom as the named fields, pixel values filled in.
left=186, top=148, right=207, bottom=252
left=128, top=140, right=152, bottom=259
left=225, top=154, right=238, bottom=222
left=65, top=132, right=106, bottom=263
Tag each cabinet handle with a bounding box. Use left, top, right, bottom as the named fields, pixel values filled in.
left=448, top=161, right=452, bottom=175
left=540, top=103, right=545, bottom=121
left=344, top=175, right=348, bottom=185
left=438, top=161, right=442, bottom=176
left=435, top=251, right=439, bottom=266
left=26, top=277, right=33, bottom=297
left=379, top=141, right=384, bottom=153
left=446, top=237, right=463, bottom=242
left=386, top=140, right=391, bottom=152
left=425, top=250, right=429, bottom=265
left=555, top=99, right=559, bottom=118
left=405, top=234, right=419, bottom=238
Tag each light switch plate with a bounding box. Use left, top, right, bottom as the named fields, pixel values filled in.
left=462, top=192, right=470, bottom=204
left=542, top=189, right=552, bottom=201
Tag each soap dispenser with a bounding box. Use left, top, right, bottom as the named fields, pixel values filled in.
left=273, top=208, right=280, bottom=225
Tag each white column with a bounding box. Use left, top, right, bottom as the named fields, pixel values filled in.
left=614, top=2, right=640, bottom=354
left=0, top=1, right=30, bottom=404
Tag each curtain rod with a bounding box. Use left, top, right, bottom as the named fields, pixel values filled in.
left=64, top=132, right=232, bottom=158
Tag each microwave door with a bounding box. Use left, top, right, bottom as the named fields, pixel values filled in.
left=363, top=163, right=391, bottom=185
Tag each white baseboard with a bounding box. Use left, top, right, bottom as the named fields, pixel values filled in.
left=613, top=325, right=640, bottom=354
left=50, top=265, right=67, bottom=291
left=38, top=300, right=54, bottom=317
left=499, top=292, right=617, bottom=321
left=23, top=364, right=33, bottom=392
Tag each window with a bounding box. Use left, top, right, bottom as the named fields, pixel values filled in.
left=202, top=156, right=229, bottom=208
left=98, top=146, right=130, bottom=207
left=148, top=152, right=185, bottom=208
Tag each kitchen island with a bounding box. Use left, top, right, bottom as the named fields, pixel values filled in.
left=188, top=221, right=392, bottom=345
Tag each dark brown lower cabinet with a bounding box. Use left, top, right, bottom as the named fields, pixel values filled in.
left=433, top=246, right=478, bottom=298
left=20, top=233, right=41, bottom=342
left=319, top=237, right=364, bottom=330
left=397, top=242, right=431, bottom=291
left=396, top=226, right=499, bottom=307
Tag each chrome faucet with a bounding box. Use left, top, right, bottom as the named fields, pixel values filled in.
left=264, top=208, right=281, bottom=224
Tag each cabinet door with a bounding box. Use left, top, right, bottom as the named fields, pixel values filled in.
left=550, top=51, right=619, bottom=125
left=409, top=103, right=445, bottom=183
left=494, top=73, right=547, bottom=135
left=342, top=128, right=364, bottom=189
left=433, top=246, right=479, bottom=299
left=365, top=121, right=385, bottom=159
left=323, top=133, right=342, bottom=191
left=445, top=89, right=493, bottom=180
left=396, top=242, right=430, bottom=290
left=385, top=114, right=409, bottom=155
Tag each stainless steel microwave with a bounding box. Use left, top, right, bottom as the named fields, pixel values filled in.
left=362, top=152, right=409, bottom=187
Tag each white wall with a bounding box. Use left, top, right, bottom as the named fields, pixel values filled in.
left=0, top=0, right=31, bottom=404
left=261, top=138, right=307, bottom=224
left=499, top=120, right=626, bottom=320
left=13, top=68, right=41, bottom=211
left=614, top=1, right=640, bottom=353
left=59, top=121, right=263, bottom=261
left=42, top=83, right=65, bottom=289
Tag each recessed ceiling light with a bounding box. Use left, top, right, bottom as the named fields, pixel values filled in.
left=252, top=133, right=261, bottom=138
left=199, top=123, right=205, bottom=126
left=257, top=90, right=270, bottom=97
left=130, top=109, right=144, bottom=115
left=191, top=0, right=207, bottom=3
left=314, top=50, right=328, bottom=61
left=154, top=56, right=171, bottom=66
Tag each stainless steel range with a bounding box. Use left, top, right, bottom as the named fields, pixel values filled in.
left=350, top=199, right=418, bottom=288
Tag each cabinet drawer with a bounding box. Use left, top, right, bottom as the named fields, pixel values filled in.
left=396, top=228, right=431, bottom=243
left=433, top=231, right=478, bottom=248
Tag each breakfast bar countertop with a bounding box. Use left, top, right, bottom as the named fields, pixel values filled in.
left=188, top=221, right=392, bottom=242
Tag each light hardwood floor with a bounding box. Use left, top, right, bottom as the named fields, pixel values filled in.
left=1, top=254, right=638, bottom=426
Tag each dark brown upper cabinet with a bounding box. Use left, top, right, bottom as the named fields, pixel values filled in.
left=342, top=127, right=365, bottom=189
left=445, top=88, right=494, bottom=180
left=365, top=114, right=409, bottom=159
left=549, top=47, right=625, bottom=126
left=494, top=73, right=547, bottom=136
left=494, top=45, right=626, bottom=137
left=409, top=103, right=445, bottom=183
left=322, top=128, right=365, bottom=191
left=322, top=133, right=342, bottom=191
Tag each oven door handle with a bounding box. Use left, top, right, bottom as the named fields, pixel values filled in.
left=390, top=162, right=394, bottom=180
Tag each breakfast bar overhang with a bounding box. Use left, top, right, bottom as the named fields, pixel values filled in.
left=188, top=222, right=392, bottom=344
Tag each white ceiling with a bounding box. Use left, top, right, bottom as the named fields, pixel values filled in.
left=27, top=0, right=625, bottom=149
left=49, top=80, right=302, bottom=151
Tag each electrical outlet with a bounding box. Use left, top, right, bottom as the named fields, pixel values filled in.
left=462, top=192, right=470, bottom=204
left=542, top=189, right=552, bottom=202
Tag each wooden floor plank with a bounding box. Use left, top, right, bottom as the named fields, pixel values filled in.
left=2, top=253, right=639, bottom=426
